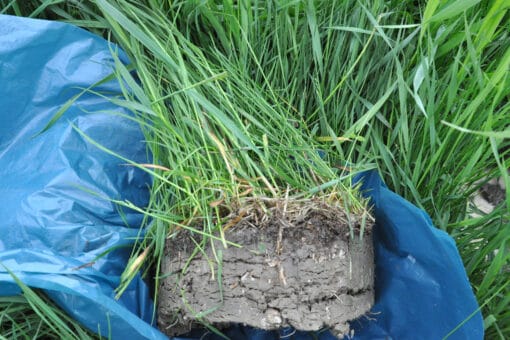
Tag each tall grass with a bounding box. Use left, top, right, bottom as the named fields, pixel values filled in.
left=89, top=0, right=376, bottom=300
left=1, top=0, right=509, bottom=338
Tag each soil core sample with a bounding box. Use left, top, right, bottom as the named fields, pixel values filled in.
left=158, top=198, right=374, bottom=337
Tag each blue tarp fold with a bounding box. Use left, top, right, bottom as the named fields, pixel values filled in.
left=0, top=15, right=483, bottom=340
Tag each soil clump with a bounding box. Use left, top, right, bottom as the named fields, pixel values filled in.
left=158, top=198, right=374, bottom=338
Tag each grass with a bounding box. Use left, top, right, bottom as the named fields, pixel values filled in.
left=85, top=0, right=375, bottom=302
left=0, top=295, right=94, bottom=340
left=0, top=268, right=96, bottom=340
left=0, top=0, right=509, bottom=338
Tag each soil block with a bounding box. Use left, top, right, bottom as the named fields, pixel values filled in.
left=158, top=198, right=374, bottom=338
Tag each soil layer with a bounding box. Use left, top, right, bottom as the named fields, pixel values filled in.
left=158, top=199, right=374, bottom=337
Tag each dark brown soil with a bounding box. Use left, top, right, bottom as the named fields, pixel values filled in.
left=157, top=198, right=374, bottom=338
left=480, top=179, right=506, bottom=206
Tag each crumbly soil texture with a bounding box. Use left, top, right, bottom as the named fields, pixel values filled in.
left=158, top=198, right=375, bottom=338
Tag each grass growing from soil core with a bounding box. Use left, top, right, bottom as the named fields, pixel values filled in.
left=1, top=0, right=509, bottom=338
left=89, top=0, right=376, bottom=302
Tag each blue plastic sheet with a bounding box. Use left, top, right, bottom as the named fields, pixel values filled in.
left=0, top=15, right=483, bottom=340
left=0, top=14, right=167, bottom=339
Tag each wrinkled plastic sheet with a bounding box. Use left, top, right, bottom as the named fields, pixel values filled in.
left=0, top=15, right=483, bottom=340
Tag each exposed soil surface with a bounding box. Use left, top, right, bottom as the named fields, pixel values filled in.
left=473, top=171, right=508, bottom=216
left=158, top=198, right=374, bottom=338
left=480, top=177, right=506, bottom=207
